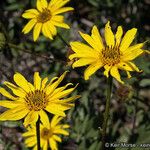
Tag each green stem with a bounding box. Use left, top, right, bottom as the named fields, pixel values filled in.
left=101, top=76, right=113, bottom=150
left=57, top=33, right=70, bottom=47
left=36, top=118, right=41, bottom=150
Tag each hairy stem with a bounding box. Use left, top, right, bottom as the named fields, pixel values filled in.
left=36, top=118, right=41, bottom=150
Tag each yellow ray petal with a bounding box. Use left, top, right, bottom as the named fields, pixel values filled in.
left=43, top=141, right=48, bottom=150
left=53, top=135, right=62, bottom=142
left=4, top=81, right=26, bottom=97
left=0, top=105, right=28, bottom=121
left=46, top=21, right=57, bottom=35
left=91, top=25, right=104, bottom=51
left=110, top=66, right=124, bottom=84
left=22, top=19, right=36, bottom=34
left=33, top=23, right=42, bottom=41
left=72, top=58, right=96, bottom=68
left=13, top=73, right=30, bottom=92
left=34, top=72, right=41, bottom=90
left=122, top=43, right=144, bottom=61
left=0, top=88, right=17, bottom=100
left=23, top=111, right=39, bottom=127
left=60, top=95, right=81, bottom=103
left=84, top=62, right=103, bottom=80
left=45, top=71, right=67, bottom=96
left=54, top=128, right=69, bottom=135
left=39, top=110, right=49, bottom=128
left=51, top=15, right=64, bottom=23
left=105, top=21, right=115, bottom=47
left=25, top=137, right=37, bottom=147
left=52, top=7, right=74, bottom=15
left=0, top=100, right=21, bottom=108
left=70, top=42, right=99, bottom=57
left=45, top=104, right=66, bottom=117
left=120, top=28, right=137, bottom=52
left=41, top=0, right=48, bottom=8
left=42, top=23, right=53, bottom=39
left=115, top=26, right=123, bottom=45
left=36, top=0, right=43, bottom=12
left=22, top=12, right=37, bottom=19
left=51, top=21, right=70, bottom=29
left=103, top=65, right=111, bottom=78
left=49, top=139, right=58, bottom=150
left=24, top=9, right=39, bottom=15
left=51, top=115, right=62, bottom=127
left=79, top=31, right=99, bottom=52
left=41, top=77, right=48, bottom=89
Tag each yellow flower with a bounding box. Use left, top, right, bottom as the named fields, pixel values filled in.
left=0, top=71, right=80, bottom=126
left=69, top=21, right=147, bottom=84
left=23, top=115, right=70, bottom=150
left=22, top=0, right=74, bottom=41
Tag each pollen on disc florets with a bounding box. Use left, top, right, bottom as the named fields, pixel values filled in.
left=41, top=127, right=52, bottom=140
left=101, top=45, right=122, bottom=66
left=25, top=90, right=48, bottom=111
left=37, top=8, right=51, bottom=23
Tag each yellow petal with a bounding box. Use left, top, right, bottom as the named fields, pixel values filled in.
left=53, top=135, right=62, bottom=142
left=52, top=7, right=74, bottom=15
left=23, top=111, right=39, bottom=127
left=70, top=42, right=99, bottom=57
left=54, top=128, right=69, bottom=135
left=0, top=105, right=28, bottom=121
left=84, top=62, right=103, bottom=80
left=0, top=88, right=17, bottom=100
left=110, top=66, right=124, bottom=84
left=43, top=141, right=48, bottom=150
left=72, top=58, right=96, bottom=68
left=36, top=0, right=43, bottom=12
left=103, top=65, right=111, bottom=78
left=25, top=9, right=39, bottom=15
left=122, top=43, right=144, bottom=61
left=33, top=23, right=42, bottom=41
left=51, top=115, right=62, bottom=127
left=105, top=21, right=115, bottom=47
left=51, top=21, right=70, bottom=29
left=91, top=25, right=104, bottom=51
left=4, top=81, right=26, bottom=97
left=120, top=28, right=137, bottom=52
left=42, top=23, right=53, bottom=39
left=0, top=100, right=21, bottom=108
left=51, top=15, right=64, bottom=22
left=13, top=73, right=30, bottom=92
left=49, top=139, right=58, bottom=150
left=41, top=0, right=48, bottom=8
left=60, top=95, right=81, bottom=103
left=45, top=71, right=68, bottom=96
left=34, top=72, right=41, bottom=90
left=115, top=26, right=123, bottom=45
left=22, top=19, right=37, bottom=34
left=41, top=77, right=48, bottom=89
left=45, top=104, right=66, bottom=117
left=46, top=21, right=57, bottom=35
left=126, top=71, right=132, bottom=78
left=39, top=110, right=49, bottom=128
left=25, top=137, right=37, bottom=147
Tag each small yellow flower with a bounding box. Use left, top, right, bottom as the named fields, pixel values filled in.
left=0, top=71, right=80, bottom=126
left=23, top=115, right=70, bottom=150
left=69, top=21, right=148, bottom=84
left=22, top=0, right=74, bottom=41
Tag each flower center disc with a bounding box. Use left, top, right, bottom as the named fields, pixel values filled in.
left=37, top=9, right=51, bottom=23
left=101, top=45, right=121, bottom=66
left=25, top=90, right=48, bottom=111
left=41, top=128, right=52, bottom=139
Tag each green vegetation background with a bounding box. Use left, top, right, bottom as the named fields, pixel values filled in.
left=0, top=0, right=150, bottom=149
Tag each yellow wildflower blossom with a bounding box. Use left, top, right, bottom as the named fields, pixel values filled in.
left=23, top=115, right=69, bottom=150
left=22, top=0, right=74, bottom=41
left=69, top=21, right=148, bottom=84
left=0, top=71, right=80, bottom=126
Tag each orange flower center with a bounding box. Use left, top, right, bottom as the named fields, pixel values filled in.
left=37, top=9, right=51, bottom=23
left=101, top=45, right=122, bottom=66
left=25, top=90, right=48, bottom=111
left=41, top=127, right=52, bottom=139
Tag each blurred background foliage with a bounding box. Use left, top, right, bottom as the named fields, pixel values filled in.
left=0, top=0, right=150, bottom=149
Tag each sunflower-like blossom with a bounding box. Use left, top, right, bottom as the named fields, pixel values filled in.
left=0, top=71, right=80, bottom=126
left=23, top=115, right=69, bottom=150
left=22, top=0, right=74, bottom=41
left=69, top=21, right=149, bottom=84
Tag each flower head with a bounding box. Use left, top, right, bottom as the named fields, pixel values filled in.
left=69, top=21, right=147, bottom=84
left=22, top=0, right=74, bottom=41
left=0, top=71, right=80, bottom=126
left=23, top=115, right=70, bottom=150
